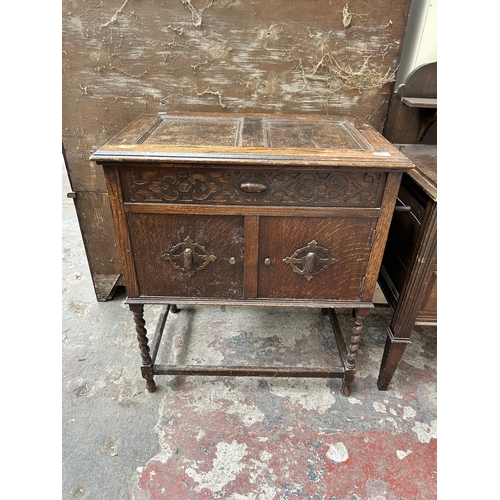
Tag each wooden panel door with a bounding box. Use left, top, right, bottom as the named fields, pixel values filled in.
left=126, top=214, right=244, bottom=298
left=258, top=216, right=377, bottom=301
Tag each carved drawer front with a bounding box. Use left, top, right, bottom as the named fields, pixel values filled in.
left=258, top=216, right=377, bottom=300
left=126, top=213, right=244, bottom=298
left=120, top=165, right=387, bottom=208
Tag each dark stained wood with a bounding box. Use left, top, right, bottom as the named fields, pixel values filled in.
left=125, top=297, right=374, bottom=309
left=92, top=112, right=413, bottom=168
left=399, top=144, right=437, bottom=199
left=118, top=164, right=388, bottom=207
left=383, top=62, right=437, bottom=144
left=150, top=305, right=172, bottom=364
left=258, top=216, right=376, bottom=300
left=243, top=216, right=260, bottom=298
left=129, top=303, right=156, bottom=392
left=341, top=307, right=370, bottom=396
left=94, top=111, right=413, bottom=393
left=377, top=144, right=437, bottom=390
left=102, top=167, right=140, bottom=297
left=126, top=213, right=245, bottom=298
left=153, top=365, right=345, bottom=379
left=401, top=97, right=437, bottom=108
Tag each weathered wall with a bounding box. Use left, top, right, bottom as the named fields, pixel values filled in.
left=62, top=0, right=412, bottom=299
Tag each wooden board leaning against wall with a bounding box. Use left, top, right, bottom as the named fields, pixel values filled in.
left=62, top=0, right=412, bottom=300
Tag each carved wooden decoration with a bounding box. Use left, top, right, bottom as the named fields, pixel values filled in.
left=161, top=236, right=217, bottom=277
left=283, top=240, right=338, bottom=281
left=123, top=168, right=386, bottom=207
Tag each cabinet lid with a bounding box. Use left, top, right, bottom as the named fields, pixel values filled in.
left=91, top=112, right=414, bottom=170
left=396, top=144, right=437, bottom=200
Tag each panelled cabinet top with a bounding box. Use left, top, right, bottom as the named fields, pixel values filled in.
left=91, top=112, right=414, bottom=171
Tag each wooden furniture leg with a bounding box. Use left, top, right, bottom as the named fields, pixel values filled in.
left=129, top=304, right=157, bottom=392
left=377, top=329, right=411, bottom=390
left=377, top=203, right=437, bottom=390
left=341, top=308, right=370, bottom=396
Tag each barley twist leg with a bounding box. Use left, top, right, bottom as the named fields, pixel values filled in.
left=129, top=304, right=156, bottom=392
left=341, top=307, right=370, bottom=396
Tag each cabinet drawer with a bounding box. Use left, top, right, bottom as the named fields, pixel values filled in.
left=119, top=165, right=387, bottom=208
left=258, top=216, right=377, bottom=300
left=126, top=214, right=244, bottom=298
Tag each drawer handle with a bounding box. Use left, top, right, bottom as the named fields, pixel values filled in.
left=394, top=205, right=411, bottom=213
left=305, top=252, right=316, bottom=273
left=283, top=240, right=338, bottom=281
left=239, top=181, right=267, bottom=193
left=184, top=248, right=193, bottom=269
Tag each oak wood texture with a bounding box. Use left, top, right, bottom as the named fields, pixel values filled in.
left=126, top=213, right=245, bottom=298
left=103, top=167, right=140, bottom=297
left=92, top=111, right=413, bottom=394
left=257, top=216, right=375, bottom=300
left=118, top=165, right=388, bottom=207
left=243, top=216, right=260, bottom=298
left=377, top=144, right=437, bottom=390
left=93, top=112, right=413, bottom=168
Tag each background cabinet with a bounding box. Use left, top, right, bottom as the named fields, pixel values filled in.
left=377, top=144, right=437, bottom=390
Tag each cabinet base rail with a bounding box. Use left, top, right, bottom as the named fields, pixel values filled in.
left=152, top=364, right=345, bottom=378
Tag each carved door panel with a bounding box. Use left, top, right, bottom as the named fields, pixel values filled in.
left=126, top=213, right=244, bottom=298
left=258, top=216, right=377, bottom=300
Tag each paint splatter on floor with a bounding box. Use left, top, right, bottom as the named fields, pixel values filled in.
left=130, top=306, right=437, bottom=499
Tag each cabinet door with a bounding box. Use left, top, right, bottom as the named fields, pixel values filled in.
left=126, top=213, right=244, bottom=298
left=258, top=216, right=376, bottom=300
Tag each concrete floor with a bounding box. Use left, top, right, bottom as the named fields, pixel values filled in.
left=62, top=162, right=437, bottom=500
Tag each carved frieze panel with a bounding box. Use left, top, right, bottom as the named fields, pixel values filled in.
left=121, top=166, right=386, bottom=207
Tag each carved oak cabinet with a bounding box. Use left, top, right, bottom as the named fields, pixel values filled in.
left=91, top=112, right=413, bottom=396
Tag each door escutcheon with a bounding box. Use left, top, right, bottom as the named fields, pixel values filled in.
left=283, top=240, right=338, bottom=281
left=161, top=236, right=216, bottom=278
